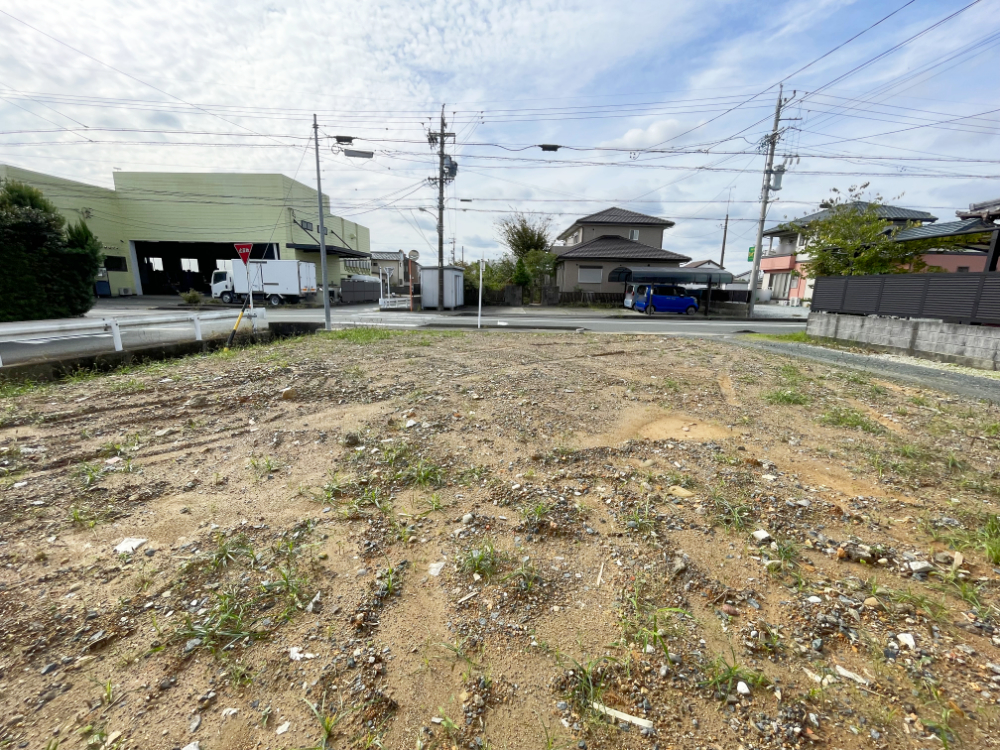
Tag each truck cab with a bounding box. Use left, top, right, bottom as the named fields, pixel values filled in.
left=211, top=271, right=235, bottom=303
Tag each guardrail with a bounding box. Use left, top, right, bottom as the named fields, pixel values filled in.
left=0, top=310, right=267, bottom=367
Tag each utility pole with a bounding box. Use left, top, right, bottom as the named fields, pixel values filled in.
left=719, top=211, right=729, bottom=269
left=747, top=85, right=784, bottom=318
left=428, top=105, right=455, bottom=311
left=313, top=114, right=330, bottom=331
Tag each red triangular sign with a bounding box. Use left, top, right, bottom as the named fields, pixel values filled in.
left=235, top=243, right=253, bottom=265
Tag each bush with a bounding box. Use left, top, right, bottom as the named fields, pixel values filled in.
left=0, top=180, right=103, bottom=321
left=180, top=290, right=203, bottom=305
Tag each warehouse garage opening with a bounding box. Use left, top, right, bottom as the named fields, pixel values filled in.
left=133, top=241, right=279, bottom=295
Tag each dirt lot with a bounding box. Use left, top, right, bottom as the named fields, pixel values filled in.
left=2, top=329, right=1000, bottom=750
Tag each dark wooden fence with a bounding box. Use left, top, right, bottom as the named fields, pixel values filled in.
left=812, top=272, right=1000, bottom=325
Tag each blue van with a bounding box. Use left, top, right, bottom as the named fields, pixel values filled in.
left=633, top=284, right=699, bottom=315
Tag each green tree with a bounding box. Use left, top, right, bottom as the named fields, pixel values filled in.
left=495, top=212, right=551, bottom=260
left=0, top=179, right=103, bottom=321
left=797, top=185, right=980, bottom=277
left=522, top=248, right=557, bottom=288
left=512, top=258, right=531, bottom=290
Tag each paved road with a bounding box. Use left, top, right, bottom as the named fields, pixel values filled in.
left=266, top=307, right=807, bottom=336
left=0, top=304, right=806, bottom=366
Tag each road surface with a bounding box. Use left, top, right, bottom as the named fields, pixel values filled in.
left=0, top=304, right=805, bottom=366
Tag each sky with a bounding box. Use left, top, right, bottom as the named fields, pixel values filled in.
left=1, top=0, right=998, bottom=275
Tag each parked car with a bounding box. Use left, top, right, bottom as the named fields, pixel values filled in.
left=623, top=283, right=647, bottom=309
left=633, top=284, right=699, bottom=315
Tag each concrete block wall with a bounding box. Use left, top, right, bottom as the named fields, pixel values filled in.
left=807, top=312, right=1000, bottom=371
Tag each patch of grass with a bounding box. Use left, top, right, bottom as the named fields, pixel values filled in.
left=817, top=405, right=883, bottom=433
left=460, top=539, right=503, bottom=578
left=322, top=327, right=410, bottom=344
left=248, top=455, right=281, bottom=479
left=945, top=453, right=968, bottom=473
left=625, top=500, right=657, bottom=533
left=712, top=495, right=752, bottom=531
left=76, top=462, right=106, bottom=487
left=699, top=651, right=769, bottom=698
left=302, top=696, right=347, bottom=749
left=563, top=657, right=610, bottom=713
left=0, top=379, right=39, bottom=399
left=764, top=388, right=811, bottom=405
left=503, top=559, right=542, bottom=592
left=174, top=588, right=270, bottom=655
left=890, top=588, right=947, bottom=621
left=522, top=501, right=553, bottom=524
left=210, top=533, right=253, bottom=570
left=109, top=378, right=145, bottom=395
left=748, top=331, right=813, bottom=344
left=407, top=458, right=444, bottom=487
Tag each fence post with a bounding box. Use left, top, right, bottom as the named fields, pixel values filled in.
left=839, top=277, right=848, bottom=310
left=875, top=276, right=886, bottom=315
left=917, top=276, right=929, bottom=318
left=970, top=273, right=987, bottom=323
left=192, top=315, right=203, bottom=342
left=107, top=319, right=123, bottom=351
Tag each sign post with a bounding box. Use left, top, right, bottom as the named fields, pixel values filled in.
left=235, top=243, right=254, bottom=332
left=408, top=250, right=419, bottom=312
left=747, top=246, right=755, bottom=263
left=478, top=257, right=484, bottom=329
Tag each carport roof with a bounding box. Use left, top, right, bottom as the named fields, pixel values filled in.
left=609, top=266, right=734, bottom=284
left=286, top=243, right=370, bottom=259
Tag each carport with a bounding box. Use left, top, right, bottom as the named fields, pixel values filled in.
left=133, top=241, right=279, bottom=295
left=609, top=266, right=735, bottom=315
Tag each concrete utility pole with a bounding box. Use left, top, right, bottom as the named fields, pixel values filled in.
left=428, top=105, right=455, bottom=311
left=313, top=114, right=331, bottom=331
left=747, top=85, right=784, bottom=318
left=719, top=211, right=729, bottom=269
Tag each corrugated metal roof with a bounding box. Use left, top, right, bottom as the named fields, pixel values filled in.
left=575, top=207, right=675, bottom=226
left=893, top=218, right=996, bottom=241
left=370, top=251, right=403, bottom=261
left=558, top=235, right=690, bottom=261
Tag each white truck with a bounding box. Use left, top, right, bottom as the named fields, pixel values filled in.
left=211, top=260, right=317, bottom=305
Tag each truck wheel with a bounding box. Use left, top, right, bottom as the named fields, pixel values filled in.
left=268, top=294, right=282, bottom=306
left=220, top=292, right=233, bottom=304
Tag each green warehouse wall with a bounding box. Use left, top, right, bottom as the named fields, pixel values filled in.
left=0, top=164, right=371, bottom=296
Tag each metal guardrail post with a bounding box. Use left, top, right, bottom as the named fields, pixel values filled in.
left=107, top=319, right=123, bottom=351
left=192, top=315, right=203, bottom=342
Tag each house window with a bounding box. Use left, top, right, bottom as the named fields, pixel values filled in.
left=578, top=266, right=603, bottom=284
left=791, top=275, right=799, bottom=288
left=957, top=266, right=970, bottom=272
left=181, top=258, right=199, bottom=273
left=104, top=256, right=128, bottom=273
left=146, top=257, right=164, bottom=272
left=628, top=229, right=639, bottom=241
left=301, top=220, right=314, bottom=231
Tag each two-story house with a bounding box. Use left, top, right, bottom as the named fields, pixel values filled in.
left=761, top=203, right=938, bottom=304
left=552, top=207, right=690, bottom=293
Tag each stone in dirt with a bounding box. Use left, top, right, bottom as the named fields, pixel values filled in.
left=752, top=529, right=772, bottom=544
left=190, top=715, right=201, bottom=732
left=276, top=721, right=290, bottom=735
left=897, top=633, right=916, bottom=650
left=737, top=681, right=751, bottom=695
left=181, top=744, right=200, bottom=750
left=428, top=561, right=445, bottom=576
left=909, top=560, right=934, bottom=574
left=113, top=538, right=147, bottom=555
left=289, top=647, right=316, bottom=660
left=280, top=387, right=298, bottom=400
left=835, top=665, right=870, bottom=686
left=667, top=486, right=694, bottom=498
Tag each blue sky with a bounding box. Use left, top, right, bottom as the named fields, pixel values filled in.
left=1, top=0, right=998, bottom=274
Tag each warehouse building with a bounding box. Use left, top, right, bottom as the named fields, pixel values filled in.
left=0, top=164, right=371, bottom=297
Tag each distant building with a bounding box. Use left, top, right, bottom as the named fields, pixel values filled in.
left=0, top=164, right=371, bottom=297
left=552, top=207, right=689, bottom=293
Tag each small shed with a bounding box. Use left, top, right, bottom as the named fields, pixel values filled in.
left=419, top=266, right=465, bottom=309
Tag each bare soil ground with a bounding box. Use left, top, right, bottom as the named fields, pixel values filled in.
left=2, top=329, right=1000, bottom=750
